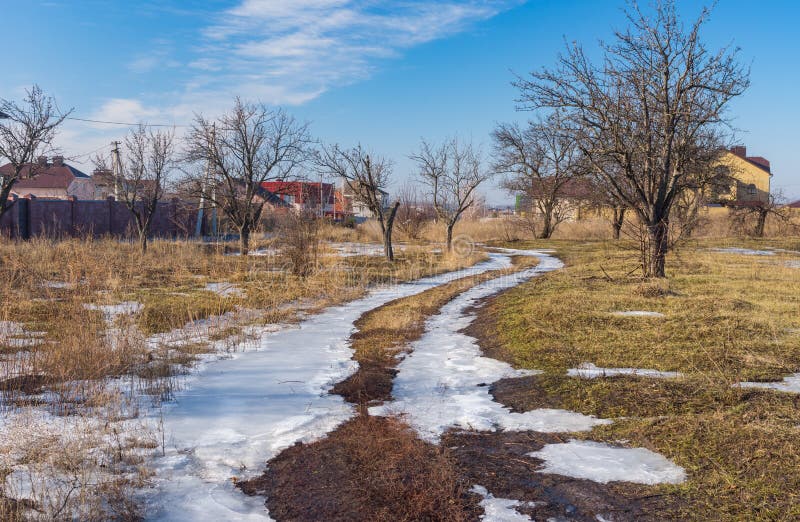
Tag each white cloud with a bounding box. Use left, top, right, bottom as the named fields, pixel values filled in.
left=189, top=0, right=523, bottom=106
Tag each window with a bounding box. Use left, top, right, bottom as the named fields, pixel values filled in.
left=747, top=184, right=757, bottom=197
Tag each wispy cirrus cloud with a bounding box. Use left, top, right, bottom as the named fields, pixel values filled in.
left=185, top=0, right=524, bottom=106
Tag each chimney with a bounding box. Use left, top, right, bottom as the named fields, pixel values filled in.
left=52, top=155, right=64, bottom=166
left=730, top=145, right=747, bottom=158
left=37, top=156, right=48, bottom=166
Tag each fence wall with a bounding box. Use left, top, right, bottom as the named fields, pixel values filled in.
left=0, top=196, right=199, bottom=240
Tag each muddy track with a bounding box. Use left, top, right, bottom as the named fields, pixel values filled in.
left=239, top=250, right=679, bottom=521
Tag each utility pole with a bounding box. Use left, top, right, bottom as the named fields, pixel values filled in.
left=110, top=141, right=122, bottom=200
left=196, top=123, right=215, bottom=238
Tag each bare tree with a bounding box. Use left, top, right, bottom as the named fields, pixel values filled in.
left=411, top=138, right=492, bottom=251
left=729, top=192, right=796, bottom=238
left=185, top=99, right=311, bottom=255
left=493, top=112, right=585, bottom=239
left=0, top=86, right=70, bottom=218
left=394, top=183, right=434, bottom=241
left=95, top=126, right=176, bottom=254
left=316, top=144, right=400, bottom=260
left=515, top=1, right=749, bottom=277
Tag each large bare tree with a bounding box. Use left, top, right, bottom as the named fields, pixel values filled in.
left=411, top=138, right=491, bottom=251
left=0, top=86, right=70, bottom=218
left=95, top=125, right=177, bottom=254
left=515, top=1, right=749, bottom=277
left=493, top=112, right=585, bottom=239
left=316, top=144, right=400, bottom=260
left=185, top=99, right=311, bottom=255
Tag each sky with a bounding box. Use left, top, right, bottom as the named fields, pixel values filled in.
left=3, top=0, right=799, bottom=204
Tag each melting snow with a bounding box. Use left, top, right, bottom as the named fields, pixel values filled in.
left=370, top=250, right=610, bottom=442
left=611, top=311, right=665, bottom=318
left=568, top=363, right=681, bottom=379
left=712, top=247, right=775, bottom=256
left=786, top=260, right=800, bottom=269
left=471, top=485, right=539, bottom=521
left=142, top=253, right=517, bottom=521
left=0, top=321, right=46, bottom=348
left=528, top=439, right=686, bottom=485
left=736, top=373, right=800, bottom=394
left=204, top=282, right=245, bottom=298
left=83, top=301, right=142, bottom=324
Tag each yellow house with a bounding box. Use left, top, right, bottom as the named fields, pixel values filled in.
left=709, top=146, right=772, bottom=205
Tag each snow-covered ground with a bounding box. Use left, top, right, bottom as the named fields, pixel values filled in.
left=471, top=485, right=541, bottom=521
left=141, top=253, right=518, bottom=521
left=370, top=250, right=611, bottom=441
left=736, top=373, right=800, bottom=394
left=610, top=310, right=665, bottom=318
left=568, top=363, right=682, bottom=379
left=711, top=247, right=776, bottom=256
left=528, top=439, right=686, bottom=485
left=204, top=282, right=245, bottom=298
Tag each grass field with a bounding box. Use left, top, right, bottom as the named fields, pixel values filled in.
left=477, top=237, right=800, bottom=520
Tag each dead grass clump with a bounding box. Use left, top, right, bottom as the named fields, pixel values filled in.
left=632, top=278, right=674, bottom=297
left=239, top=415, right=479, bottom=522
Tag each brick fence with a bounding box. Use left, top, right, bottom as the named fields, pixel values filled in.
left=0, top=196, right=200, bottom=240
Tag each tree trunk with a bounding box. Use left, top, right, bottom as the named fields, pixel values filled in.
left=646, top=219, right=669, bottom=278
left=612, top=206, right=626, bottom=240
left=446, top=222, right=455, bottom=252
left=538, top=205, right=554, bottom=239
left=240, top=223, right=251, bottom=256
left=139, top=231, right=148, bottom=255
left=754, top=208, right=767, bottom=237
left=383, top=201, right=400, bottom=261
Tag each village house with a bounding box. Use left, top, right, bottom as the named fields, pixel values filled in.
left=518, top=145, right=773, bottom=220
left=2, top=156, right=96, bottom=199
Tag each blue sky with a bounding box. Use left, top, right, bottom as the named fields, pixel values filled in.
left=3, top=0, right=799, bottom=204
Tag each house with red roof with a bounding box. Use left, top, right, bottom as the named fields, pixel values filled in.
left=1, top=156, right=96, bottom=199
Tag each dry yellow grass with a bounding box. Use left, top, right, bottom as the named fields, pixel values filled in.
left=477, top=237, right=800, bottom=520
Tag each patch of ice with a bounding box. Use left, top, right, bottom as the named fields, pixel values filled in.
left=326, top=241, right=399, bottom=257
left=528, top=439, right=686, bottom=485
left=786, top=260, right=800, bottom=269
left=568, top=363, right=681, bottom=379
left=610, top=310, right=665, bottom=318
left=736, top=373, right=800, bottom=394
left=142, top=253, right=518, bottom=521
left=370, top=250, right=611, bottom=442
left=471, top=485, right=538, bottom=521
left=712, top=247, right=775, bottom=256
left=84, top=301, right=142, bottom=324
left=204, top=282, right=245, bottom=298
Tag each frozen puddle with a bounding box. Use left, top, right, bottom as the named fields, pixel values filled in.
left=736, top=373, right=800, bottom=394
left=528, top=439, right=686, bottom=485
left=611, top=310, right=665, bottom=318
left=471, top=485, right=540, bottom=521
left=142, top=253, right=519, bottom=521
left=568, top=363, right=681, bottom=379
left=370, top=250, right=610, bottom=442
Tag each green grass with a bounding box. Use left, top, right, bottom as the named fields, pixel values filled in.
left=480, top=238, right=800, bottom=520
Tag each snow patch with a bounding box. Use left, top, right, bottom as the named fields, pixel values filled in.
left=471, top=485, right=539, bottom=521
left=528, top=439, right=686, bottom=485
left=786, top=260, right=800, bottom=269
left=83, top=301, right=142, bottom=324
left=610, top=311, right=665, bottom=318
left=143, top=254, right=517, bottom=521
left=712, top=247, right=775, bottom=256
left=0, top=321, right=47, bottom=348
left=568, top=363, right=681, bottom=379
left=736, top=373, right=800, bottom=394
left=370, top=251, right=611, bottom=442
left=204, top=282, right=245, bottom=298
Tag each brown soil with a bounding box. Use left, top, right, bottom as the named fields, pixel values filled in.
left=443, top=429, right=675, bottom=521
left=0, top=374, right=51, bottom=394
left=238, top=415, right=481, bottom=522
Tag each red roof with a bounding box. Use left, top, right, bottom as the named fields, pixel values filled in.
left=787, top=200, right=800, bottom=209
left=1, top=158, right=89, bottom=191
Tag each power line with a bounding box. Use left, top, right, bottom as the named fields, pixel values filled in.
left=65, top=116, right=188, bottom=128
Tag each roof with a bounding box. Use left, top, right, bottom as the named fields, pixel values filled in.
left=527, top=177, right=595, bottom=200
left=728, top=146, right=772, bottom=175
left=1, top=158, right=90, bottom=191
left=786, top=200, right=800, bottom=209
